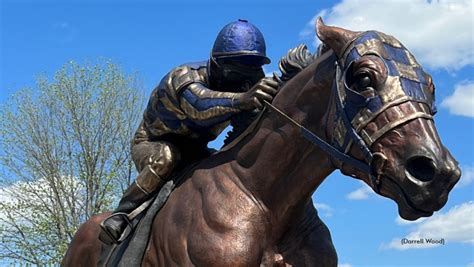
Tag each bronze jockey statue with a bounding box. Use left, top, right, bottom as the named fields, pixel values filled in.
left=99, top=19, right=279, bottom=245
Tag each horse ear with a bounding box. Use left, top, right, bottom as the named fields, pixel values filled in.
left=315, top=17, right=360, bottom=58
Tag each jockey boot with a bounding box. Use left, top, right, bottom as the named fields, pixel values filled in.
left=99, top=165, right=166, bottom=245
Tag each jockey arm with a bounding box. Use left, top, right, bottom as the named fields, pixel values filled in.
left=178, top=83, right=240, bottom=127
left=178, top=78, right=278, bottom=127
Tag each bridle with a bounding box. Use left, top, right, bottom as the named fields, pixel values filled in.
left=263, top=98, right=381, bottom=191
left=263, top=64, right=385, bottom=192
left=264, top=31, right=435, bottom=193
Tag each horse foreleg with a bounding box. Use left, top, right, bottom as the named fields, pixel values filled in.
left=61, top=213, right=110, bottom=267
left=278, top=200, right=337, bottom=267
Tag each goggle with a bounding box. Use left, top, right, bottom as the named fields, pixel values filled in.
left=212, top=57, right=263, bottom=75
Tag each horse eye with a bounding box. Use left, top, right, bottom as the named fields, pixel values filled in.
left=357, top=74, right=371, bottom=89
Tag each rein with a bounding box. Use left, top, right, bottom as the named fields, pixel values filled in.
left=263, top=82, right=382, bottom=193
left=263, top=100, right=372, bottom=175
left=263, top=62, right=431, bottom=194
left=262, top=61, right=382, bottom=192
left=262, top=30, right=438, bottom=193
left=248, top=30, right=437, bottom=195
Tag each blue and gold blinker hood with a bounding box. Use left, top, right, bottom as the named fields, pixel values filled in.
left=338, top=31, right=436, bottom=120
left=331, top=30, right=436, bottom=166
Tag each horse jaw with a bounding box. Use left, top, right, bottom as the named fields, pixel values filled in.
left=315, top=17, right=360, bottom=58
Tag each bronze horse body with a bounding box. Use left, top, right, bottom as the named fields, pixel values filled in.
left=62, top=19, right=460, bottom=266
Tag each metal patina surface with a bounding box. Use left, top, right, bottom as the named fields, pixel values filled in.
left=62, top=19, right=460, bottom=267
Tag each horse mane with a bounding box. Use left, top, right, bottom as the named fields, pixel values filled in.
left=222, top=44, right=321, bottom=146
left=277, top=43, right=321, bottom=82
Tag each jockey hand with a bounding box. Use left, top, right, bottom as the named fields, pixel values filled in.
left=237, top=77, right=279, bottom=110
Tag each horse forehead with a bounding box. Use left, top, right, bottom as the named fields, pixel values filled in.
left=343, top=31, right=420, bottom=69
left=342, top=31, right=431, bottom=105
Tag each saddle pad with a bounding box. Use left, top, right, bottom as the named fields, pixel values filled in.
left=99, top=162, right=198, bottom=267
left=118, top=179, right=175, bottom=266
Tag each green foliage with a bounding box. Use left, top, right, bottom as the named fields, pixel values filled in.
left=0, top=60, right=145, bottom=265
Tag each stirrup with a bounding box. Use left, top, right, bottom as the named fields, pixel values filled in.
left=98, top=213, right=133, bottom=245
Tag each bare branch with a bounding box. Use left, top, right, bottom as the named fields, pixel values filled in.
left=0, top=60, right=144, bottom=265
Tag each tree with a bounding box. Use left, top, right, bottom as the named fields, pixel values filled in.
left=0, top=60, right=145, bottom=265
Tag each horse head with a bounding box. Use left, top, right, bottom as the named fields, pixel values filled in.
left=315, top=18, right=461, bottom=220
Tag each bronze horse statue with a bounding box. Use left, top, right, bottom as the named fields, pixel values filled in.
left=62, top=18, right=461, bottom=266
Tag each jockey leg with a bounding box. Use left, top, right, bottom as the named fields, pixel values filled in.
left=99, top=141, right=180, bottom=245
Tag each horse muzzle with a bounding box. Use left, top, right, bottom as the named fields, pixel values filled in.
left=397, top=148, right=461, bottom=219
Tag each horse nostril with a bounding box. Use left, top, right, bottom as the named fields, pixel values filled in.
left=406, top=156, right=437, bottom=182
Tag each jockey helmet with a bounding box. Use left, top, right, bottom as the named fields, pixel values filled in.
left=211, top=19, right=270, bottom=66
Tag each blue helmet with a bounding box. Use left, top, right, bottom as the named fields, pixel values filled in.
left=211, top=19, right=270, bottom=66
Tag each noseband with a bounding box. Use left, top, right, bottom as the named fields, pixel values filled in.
left=265, top=31, right=435, bottom=193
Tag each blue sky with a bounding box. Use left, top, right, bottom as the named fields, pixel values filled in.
left=1, top=0, right=473, bottom=266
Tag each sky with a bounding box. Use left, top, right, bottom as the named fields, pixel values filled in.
left=1, top=0, right=473, bottom=266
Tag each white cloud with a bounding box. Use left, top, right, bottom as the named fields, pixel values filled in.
left=0, top=186, right=14, bottom=205
left=396, top=216, right=428, bottom=226
left=382, top=201, right=474, bottom=250
left=346, top=183, right=374, bottom=200
left=441, top=81, right=474, bottom=118
left=314, top=202, right=334, bottom=217
left=301, top=0, right=473, bottom=70
left=299, top=10, right=326, bottom=41
left=0, top=176, right=85, bottom=220
left=338, top=264, right=352, bottom=267
left=0, top=188, right=15, bottom=221
left=0, top=181, right=42, bottom=223
left=455, top=164, right=474, bottom=188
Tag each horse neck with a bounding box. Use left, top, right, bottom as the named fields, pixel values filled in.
left=229, top=51, right=337, bottom=230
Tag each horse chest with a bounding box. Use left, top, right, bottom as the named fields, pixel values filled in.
left=186, top=172, right=272, bottom=266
